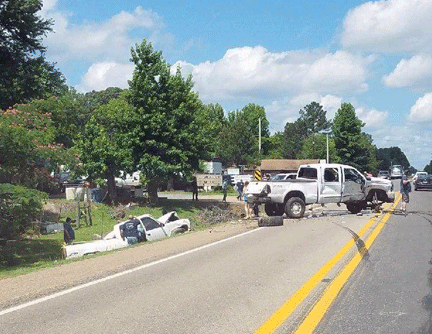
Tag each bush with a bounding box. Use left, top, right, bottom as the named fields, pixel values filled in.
left=0, top=184, right=48, bottom=240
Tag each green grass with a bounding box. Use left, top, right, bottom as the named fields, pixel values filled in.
left=0, top=196, right=229, bottom=278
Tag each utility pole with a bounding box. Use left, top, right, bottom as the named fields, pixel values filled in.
left=258, top=117, right=262, bottom=153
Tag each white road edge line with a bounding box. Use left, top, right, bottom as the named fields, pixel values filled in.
left=0, top=227, right=264, bottom=316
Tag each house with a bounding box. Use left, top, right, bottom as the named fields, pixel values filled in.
left=260, top=159, right=321, bottom=175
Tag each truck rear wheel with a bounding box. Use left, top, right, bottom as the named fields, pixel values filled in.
left=284, top=197, right=305, bottom=218
left=264, top=203, right=284, bottom=216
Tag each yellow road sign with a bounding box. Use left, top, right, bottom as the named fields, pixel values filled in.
left=254, top=169, right=261, bottom=180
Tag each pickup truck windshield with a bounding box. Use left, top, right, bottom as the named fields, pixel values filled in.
left=298, top=167, right=317, bottom=179
left=344, top=168, right=364, bottom=183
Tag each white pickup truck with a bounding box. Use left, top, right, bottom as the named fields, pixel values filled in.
left=247, top=163, right=395, bottom=218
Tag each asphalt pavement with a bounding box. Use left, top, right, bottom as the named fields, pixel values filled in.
left=315, top=188, right=432, bottom=334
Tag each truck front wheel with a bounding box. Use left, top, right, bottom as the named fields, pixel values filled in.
left=346, top=203, right=363, bottom=214
left=284, top=197, right=305, bottom=218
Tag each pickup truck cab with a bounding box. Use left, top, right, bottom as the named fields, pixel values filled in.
left=247, top=163, right=395, bottom=218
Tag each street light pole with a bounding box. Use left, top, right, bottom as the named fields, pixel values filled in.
left=326, top=133, right=329, bottom=163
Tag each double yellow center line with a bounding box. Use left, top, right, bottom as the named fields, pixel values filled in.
left=254, top=196, right=401, bottom=334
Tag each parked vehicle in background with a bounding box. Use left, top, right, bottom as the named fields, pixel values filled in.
left=246, top=163, right=395, bottom=218
left=414, top=174, right=432, bottom=191
left=377, top=170, right=390, bottom=179
left=390, top=165, right=403, bottom=179
left=271, top=173, right=297, bottom=181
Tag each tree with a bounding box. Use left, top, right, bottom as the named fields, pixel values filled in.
left=0, top=102, right=73, bottom=189
left=376, top=147, right=410, bottom=171
left=78, top=95, right=136, bottom=204
left=241, top=103, right=270, bottom=156
left=0, top=183, right=47, bottom=240
left=425, top=160, right=432, bottom=174
left=0, top=0, right=67, bottom=110
left=299, top=102, right=331, bottom=135
left=281, top=119, right=308, bottom=159
left=128, top=40, right=207, bottom=204
left=199, top=103, right=226, bottom=159
left=297, top=133, right=339, bottom=162
left=215, top=110, right=258, bottom=166
left=332, top=103, right=378, bottom=172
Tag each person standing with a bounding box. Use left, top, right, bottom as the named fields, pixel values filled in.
left=221, top=171, right=228, bottom=202
left=400, top=170, right=412, bottom=215
left=236, top=180, right=244, bottom=201
left=63, top=217, right=75, bottom=244
left=242, top=181, right=252, bottom=219
left=191, top=176, right=198, bottom=201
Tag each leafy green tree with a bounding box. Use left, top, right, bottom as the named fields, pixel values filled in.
left=265, top=132, right=284, bottom=159
left=0, top=103, right=73, bottom=189
left=78, top=95, right=136, bottom=204
left=216, top=110, right=258, bottom=166
left=376, top=147, right=410, bottom=171
left=299, top=102, right=331, bottom=135
left=0, top=0, right=66, bottom=110
left=332, top=102, right=378, bottom=172
left=128, top=40, right=207, bottom=204
left=0, top=183, right=47, bottom=240
left=424, top=160, right=432, bottom=174
left=297, top=133, right=339, bottom=162
left=281, top=119, right=308, bottom=159
left=199, top=103, right=226, bottom=159
left=240, top=104, right=270, bottom=156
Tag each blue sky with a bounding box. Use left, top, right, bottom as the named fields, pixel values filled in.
left=40, top=0, right=432, bottom=169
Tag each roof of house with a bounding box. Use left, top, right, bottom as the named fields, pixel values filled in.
left=260, top=159, right=321, bottom=171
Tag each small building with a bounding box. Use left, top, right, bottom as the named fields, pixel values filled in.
left=203, top=161, right=223, bottom=174
left=260, top=159, right=320, bottom=175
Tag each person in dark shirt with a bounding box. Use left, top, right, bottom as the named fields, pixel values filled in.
left=120, top=218, right=142, bottom=244
left=63, top=217, right=75, bottom=244
left=399, top=171, right=412, bottom=215
left=191, top=176, right=198, bottom=201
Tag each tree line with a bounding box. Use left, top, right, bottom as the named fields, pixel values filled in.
left=0, top=1, right=422, bottom=239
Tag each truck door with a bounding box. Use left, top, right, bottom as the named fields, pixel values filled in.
left=320, top=167, right=342, bottom=203
left=140, top=217, right=167, bottom=241
left=342, top=167, right=366, bottom=201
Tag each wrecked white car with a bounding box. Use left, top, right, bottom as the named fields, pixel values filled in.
left=62, top=211, right=190, bottom=259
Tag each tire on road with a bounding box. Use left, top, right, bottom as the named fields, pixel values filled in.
left=258, top=216, right=284, bottom=227
left=346, top=202, right=363, bottom=214
left=284, top=197, right=305, bottom=219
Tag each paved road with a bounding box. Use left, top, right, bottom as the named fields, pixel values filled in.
left=312, top=187, right=432, bottom=334
left=1, top=202, right=374, bottom=333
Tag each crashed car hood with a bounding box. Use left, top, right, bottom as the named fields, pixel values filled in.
left=369, top=176, right=392, bottom=185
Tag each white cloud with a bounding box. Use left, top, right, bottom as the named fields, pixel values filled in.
left=408, top=92, right=432, bottom=122
left=356, top=107, right=389, bottom=129
left=174, top=46, right=372, bottom=102
left=370, top=123, right=432, bottom=169
left=264, top=94, right=342, bottom=132
left=384, top=54, right=432, bottom=88
left=43, top=6, right=164, bottom=63
left=76, top=62, right=134, bottom=92
left=341, top=0, right=432, bottom=53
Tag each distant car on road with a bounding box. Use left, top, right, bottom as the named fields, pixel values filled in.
left=390, top=165, right=403, bottom=179
left=414, top=174, right=432, bottom=191
left=377, top=170, right=390, bottom=179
